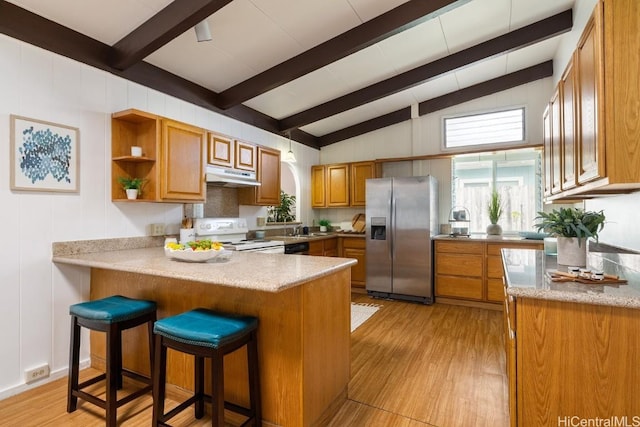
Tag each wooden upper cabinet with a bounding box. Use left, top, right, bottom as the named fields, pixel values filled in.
left=575, top=2, right=605, bottom=185
left=207, top=133, right=233, bottom=167
left=561, top=57, right=577, bottom=191
left=326, top=164, right=350, bottom=207
left=311, top=165, right=326, bottom=207
left=160, top=119, right=206, bottom=201
left=238, top=146, right=280, bottom=206
left=235, top=140, right=256, bottom=171
left=111, top=109, right=205, bottom=202
left=350, top=161, right=375, bottom=207
left=550, top=88, right=562, bottom=195
left=542, top=105, right=553, bottom=197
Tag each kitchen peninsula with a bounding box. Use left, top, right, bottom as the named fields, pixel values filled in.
left=52, top=237, right=356, bottom=427
left=502, top=247, right=640, bottom=426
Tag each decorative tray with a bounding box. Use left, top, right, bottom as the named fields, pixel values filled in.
left=547, top=270, right=627, bottom=285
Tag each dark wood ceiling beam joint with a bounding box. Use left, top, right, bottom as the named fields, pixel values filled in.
left=281, top=9, right=572, bottom=132
left=215, top=0, right=467, bottom=109
left=109, top=0, right=234, bottom=71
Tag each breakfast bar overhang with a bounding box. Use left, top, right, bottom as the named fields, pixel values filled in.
left=53, top=240, right=357, bottom=427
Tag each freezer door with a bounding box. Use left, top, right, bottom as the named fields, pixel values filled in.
left=365, top=178, right=392, bottom=293
left=392, top=176, right=433, bottom=299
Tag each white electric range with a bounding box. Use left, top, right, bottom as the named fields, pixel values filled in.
left=193, top=217, right=285, bottom=254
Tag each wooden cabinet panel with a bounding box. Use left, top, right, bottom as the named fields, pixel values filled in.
left=487, top=278, right=504, bottom=303
left=207, top=133, right=233, bottom=167
left=326, top=164, right=350, bottom=207
left=311, top=166, right=326, bottom=208
left=486, top=257, right=504, bottom=279
left=435, top=241, right=484, bottom=255
left=576, top=3, right=605, bottom=185
left=235, top=140, right=256, bottom=171
left=238, top=146, right=281, bottom=206
left=161, top=119, right=206, bottom=201
left=341, top=237, right=366, bottom=288
left=550, top=88, right=562, bottom=194
left=542, top=105, right=553, bottom=197
left=307, top=240, right=324, bottom=256
left=350, top=161, right=375, bottom=207
left=561, top=57, right=577, bottom=191
left=435, top=275, right=483, bottom=300
left=436, top=253, right=483, bottom=277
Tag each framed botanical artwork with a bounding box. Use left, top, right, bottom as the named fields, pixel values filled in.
left=10, top=115, right=80, bottom=192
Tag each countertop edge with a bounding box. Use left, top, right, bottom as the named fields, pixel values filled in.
left=505, top=286, right=640, bottom=309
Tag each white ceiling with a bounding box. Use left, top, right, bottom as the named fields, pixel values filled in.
left=7, top=0, right=574, bottom=141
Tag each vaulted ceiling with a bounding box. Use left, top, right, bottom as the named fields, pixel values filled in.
left=0, top=0, right=574, bottom=149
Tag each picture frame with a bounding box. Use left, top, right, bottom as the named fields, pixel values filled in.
left=10, top=115, right=80, bottom=192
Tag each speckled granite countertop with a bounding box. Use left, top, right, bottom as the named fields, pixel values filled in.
left=52, top=237, right=356, bottom=293
left=502, top=248, right=640, bottom=309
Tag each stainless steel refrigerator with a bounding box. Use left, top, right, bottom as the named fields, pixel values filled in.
left=366, top=176, right=438, bottom=304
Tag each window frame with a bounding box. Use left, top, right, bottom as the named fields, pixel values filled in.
left=441, top=106, right=527, bottom=152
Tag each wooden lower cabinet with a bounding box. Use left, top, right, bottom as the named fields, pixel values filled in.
left=506, top=294, right=640, bottom=426
left=434, top=240, right=542, bottom=305
left=340, top=237, right=366, bottom=289
left=308, top=237, right=338, bottom=257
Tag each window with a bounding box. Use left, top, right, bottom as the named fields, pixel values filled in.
left=452, top=148, right=542, bottom=234
left=444, top=107, right=525, bottom=149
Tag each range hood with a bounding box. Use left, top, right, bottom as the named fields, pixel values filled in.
left=205, top=165, right=261, bottom=187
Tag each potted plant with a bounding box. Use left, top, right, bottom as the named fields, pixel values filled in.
left=318, top=219, right=331, bottom=232
left=267, top=191, right=296, bottom=222
left=117, top=176, right=145, bottom=200
left=486, top=190, right=504, bottom=236
left=534, top=207, right=605, bottom=266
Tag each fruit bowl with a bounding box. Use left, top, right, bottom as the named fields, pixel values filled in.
left=164, top=240, right=231, bottom=263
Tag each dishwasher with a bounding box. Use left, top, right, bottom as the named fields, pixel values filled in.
left=284, top=241, right=309, bottom=255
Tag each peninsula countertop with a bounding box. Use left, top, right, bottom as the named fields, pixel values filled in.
left=502, top=247, right=640, bottom=309
left=52, top=237, right=356, bottom=293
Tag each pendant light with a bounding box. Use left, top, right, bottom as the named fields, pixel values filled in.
left=284, top=132, right=296, bottom=163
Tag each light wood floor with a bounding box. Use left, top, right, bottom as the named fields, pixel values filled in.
left=0, top=294, right=508, bottom=426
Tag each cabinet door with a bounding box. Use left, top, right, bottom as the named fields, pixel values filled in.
left=350, top=161, right=375, bottom=207
left=255, top=146, right=281, bottom=205
left=576, top=3, right=605, bottom=185
left=542, top=105, right=553, bottom=197
left=326, top=164, right=350, bottom=207
left=235, top=140, right=256, bottom=171
left=307, top=240, right=324, bottom=256
left=161, top=119, right=205, bottom=201
left=207, top=133, right=233, bottom=167
left=561, top=57, right=577, bottom=191
left=311, top=166, right=326, bottom=207
left=550, top=88, right=562, bottom=194
left=344, top=247, right=366, bottom=287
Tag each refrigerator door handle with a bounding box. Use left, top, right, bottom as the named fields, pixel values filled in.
left=390, top=195, right=395, bottom=260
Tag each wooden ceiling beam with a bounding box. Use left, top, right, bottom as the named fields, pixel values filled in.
left=110, top=0, right=234, bottom=70
left=283, top=9, right=572, bottom=132
left=215, top=0, right=467, bottom=109
left=317, top=61, right=553, bottom=147
left=0, top=1, right=320, bottom=149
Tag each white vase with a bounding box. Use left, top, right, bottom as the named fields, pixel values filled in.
left=320, top=226, right=327, bottom=232
left=556, top=237, right=587, bottom=267
left=486, top=223, right=502, bottom=236
left=125, top=189, right=138, bottom=200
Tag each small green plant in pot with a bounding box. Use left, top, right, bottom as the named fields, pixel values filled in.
left=117, top=176, right=146, bottom=199
left=267, top=191, right=296, bottom=222
left=534, top=207, right=605, bottom=266
left=318, top=219, right=331, bottom=232
left=486, top=190, right=504, bottom=235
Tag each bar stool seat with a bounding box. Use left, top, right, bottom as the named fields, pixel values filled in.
left=152, top=308, right=261, bottom=427
left=67, top=295, right=157, bottom=426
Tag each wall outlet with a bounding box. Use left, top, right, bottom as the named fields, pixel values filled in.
left=150, top=223, right=165, bottom=236
left=24, top=364, right=50, bottom=384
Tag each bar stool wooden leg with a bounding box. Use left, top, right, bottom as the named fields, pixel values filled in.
left=67, top=316, right=81, bottom=412
left=105, top=323, right=118, bottom=427
left=247, top=330, right=262, bottom=426
left=194, top=355, right=205, bottom=419
left=211, top=351, right=225, bottom=427
left=152, top=336, right=167, bottom=427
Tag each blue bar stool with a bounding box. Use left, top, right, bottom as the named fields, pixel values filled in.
left=152, top=308, right=261, bottom=427
left=67, top=295, right=157, bottom=426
